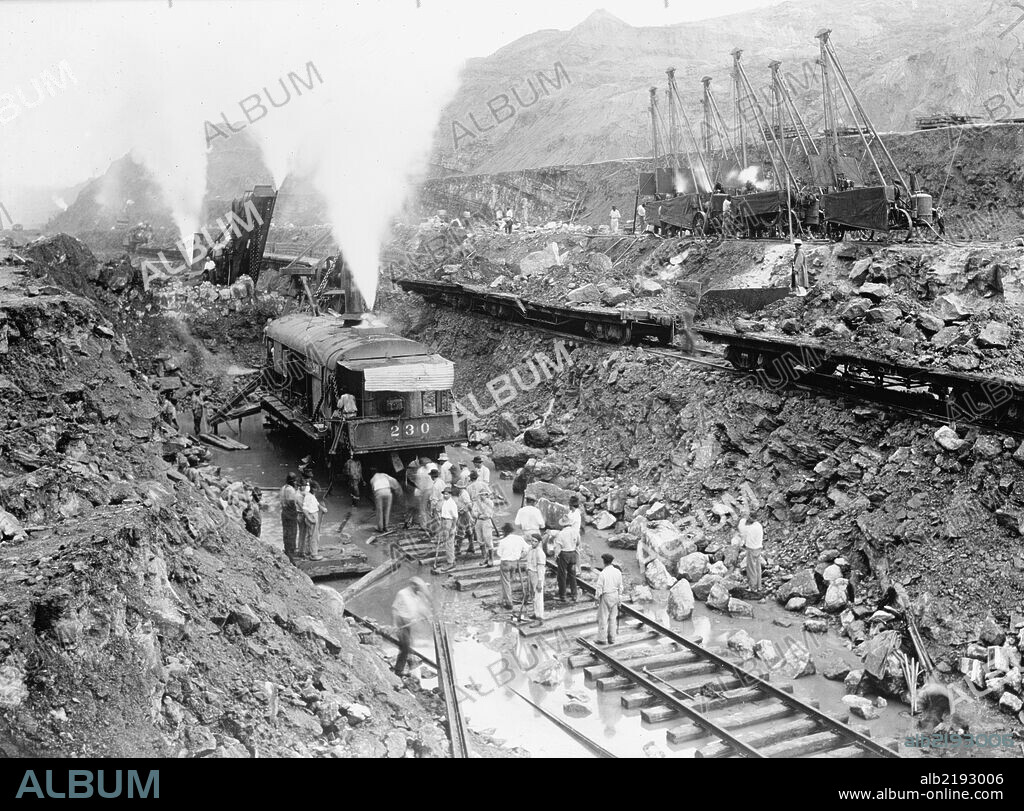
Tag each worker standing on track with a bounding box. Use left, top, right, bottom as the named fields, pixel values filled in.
left=344, top=454, right=363, bottom=505
left=515, top=493, right=546, bottom=535
left=473, top=488, right=496, bottom=567
left=280, top=472, right=301, bottom=561
left=595, top=553, right=623, bottom=645
left=454, top=484, right=476, bottom=557
left=411, top=457, right=433, bottom=528
left=526, top=533, right=546, bottom=625
left=392, top=577, right=432, bottom=677
left=738, top=507, right=765, bottom=593
left=370, top=467, right=402, bottom=532
left=553, top=523, right=580, bottom=603
left=438, top=486, right=459, bottom=571
left=496, top=523, right=530, bottom=610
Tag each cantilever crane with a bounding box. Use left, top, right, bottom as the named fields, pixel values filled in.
left=816, top=28, right=909, bottom=197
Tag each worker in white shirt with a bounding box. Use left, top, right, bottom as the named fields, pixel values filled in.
left=410, top=458, right=433, bottom=528
left=369, top=468, right=402, bottom=532
left=472, top=455, right=491, bottom=485
left=334, top=392, right=357, bottom=420
left=558, top=495, right=583, bottom=540
left=738, top=508, right=765, bottom=592
left=495, top=523, right=530, bottom=609
left=552, top=524, right=580, bottom=602
left=438, top=486, right=459, bottom=570
left=473, top=489, right=496, bottom=567
left=595, top=553, right=623, bottom=645
left=438, top=452, right=453, bottom=485
left=428, top=469, right=445, bottom=522
left=515, top=493, right=546, bottom=535
left=465, top=470, right=486, bottom=503
left=391, top=577, right=432, bottom=676
left=637, top=202, right=647, bottom=233
left=526, top=533, right=546, bottom=624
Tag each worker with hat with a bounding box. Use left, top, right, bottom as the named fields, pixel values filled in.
left=279, top=472, right=302, bottom=560
left=595, top=553, right=623, bottom=645
left=453, top=483, right=476, bottom=557
left=791, top=238, right=809, bottom=294
left=438, top=452, right=453, bottom=485
left=526, top=533, right=547, bottom=624
left=472, top=487, right=497, bottom=567
left=438, top=485, right=459, bottom=570
left=391, top=577, right=433, bottom=676
left=515, top=493, right=546, bottom=536
left=496, top=523, right=530, bottom=610
left=472, top=455, right=491, bottom=486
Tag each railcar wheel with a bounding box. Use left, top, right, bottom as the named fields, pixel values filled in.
left=724, top=345, right=759, bottom=371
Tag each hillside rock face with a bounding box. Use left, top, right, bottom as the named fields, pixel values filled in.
left=430, top=1, right=1024, bottom=174
left=0, top=242, right=445, bottom=757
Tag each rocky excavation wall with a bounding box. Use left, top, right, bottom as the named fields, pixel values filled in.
left=0, top=244, right=448, bottom=758
left=390, top=296, right=1024, bottom=707
left=417, top=124, right=1024, bottom=238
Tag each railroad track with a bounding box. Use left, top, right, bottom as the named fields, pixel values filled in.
left=433, top=620, right=470, bottom=757
left=439, top=559, right=900, bottom=759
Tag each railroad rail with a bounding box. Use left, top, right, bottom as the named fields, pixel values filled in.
left=398, top=277, right=1024, bottom=436
left=433, top=620, right=470, bottom=757
left=438, top=558, right=900, bottom=758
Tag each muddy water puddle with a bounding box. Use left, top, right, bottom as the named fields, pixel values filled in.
left=210, top=422, right=917, bottom=757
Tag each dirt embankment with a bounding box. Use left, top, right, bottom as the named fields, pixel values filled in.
left=0, top=240, right=448, bottom=758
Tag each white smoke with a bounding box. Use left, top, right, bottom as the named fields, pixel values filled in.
left=735, top=165, right=772, bottom=191
left=1, top=1, right=477, bottom=310
left=52, top=196, right=68, bottom=212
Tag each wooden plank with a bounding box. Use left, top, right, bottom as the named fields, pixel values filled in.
left=518, top=611, right=608, bottom=637
left=198, top=432, right=243, bottom=451
left=339, top=558, right=401, bottom=603
left=698, top=719, right=824, bottom=759
left=640, top=681, right=782, bottom=723
left=295, top=557, right=373, bottom=580
left=757, top=731, right=842, bottom=758
left=568, top=634, right=664, bottom=668
left=622, top=690, right=661, bottom=710
left=667, top=700, right=803, bottom=744
left=808, top=745, right=870, bottom=758
left=597, top=660, right=719, bottom=692
left=584, top=649, right=696, bottom=681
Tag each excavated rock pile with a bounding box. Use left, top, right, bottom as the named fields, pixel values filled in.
left=398, top=307, right=1024, bottom=673
left=0, top=249, right=448, bottom=757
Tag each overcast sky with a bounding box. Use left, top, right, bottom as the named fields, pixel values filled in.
left=0, top=0, right=786, bottom=190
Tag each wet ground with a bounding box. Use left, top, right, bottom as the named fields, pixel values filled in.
left=210, top=415, right=920, bottom=758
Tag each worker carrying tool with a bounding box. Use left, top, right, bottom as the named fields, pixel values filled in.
left=391, top=577, right=432, bottom=677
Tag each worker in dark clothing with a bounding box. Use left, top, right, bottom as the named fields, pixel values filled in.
left=190, top=390, right=206, bottom=436
left=243, top=487, right=263, bottom=537
left=791, top=239, right=809, bottom=293
left=279, top=473, right=301, bottom=560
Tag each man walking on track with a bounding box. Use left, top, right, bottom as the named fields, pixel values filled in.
left=595, top=553, right=623, bottom=645
left=391, top=577, right=432, bottom=677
